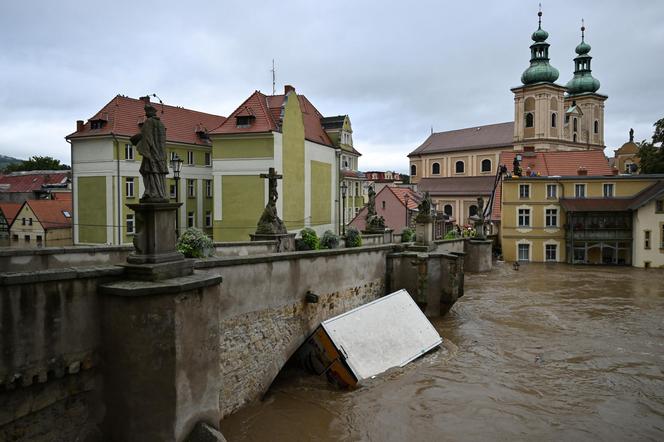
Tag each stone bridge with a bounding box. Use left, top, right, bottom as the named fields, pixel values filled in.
left=0, top=238, right=486, bottom=441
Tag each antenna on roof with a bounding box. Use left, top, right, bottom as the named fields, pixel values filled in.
left=430, top=125, right=434, bottom=135
left=151, top=93, right=165, bottom=114
left=271, top=59, right=276, bottom=95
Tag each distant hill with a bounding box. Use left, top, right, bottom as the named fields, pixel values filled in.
left=0, top=155, right=24, bottom=171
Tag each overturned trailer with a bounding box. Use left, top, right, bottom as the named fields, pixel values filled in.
left=296, top=289, right=443, bottom=388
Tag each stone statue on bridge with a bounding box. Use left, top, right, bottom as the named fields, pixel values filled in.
left=365, top=184, right=386, bottom=232
left=130, top=104, right=169, bottom=202
left=256, top=168, right=287, bottom=234
left=473, top=196, right=487, bottom=240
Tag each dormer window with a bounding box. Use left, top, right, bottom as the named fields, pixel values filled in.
left=236, top=115, right=255, bottom=128
left=90, top=120, right=105, bottom=129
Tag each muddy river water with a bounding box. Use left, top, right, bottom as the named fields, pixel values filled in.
left=220, top=263, right=664, bottom=441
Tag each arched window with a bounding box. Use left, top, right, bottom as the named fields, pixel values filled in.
left=551, top=113, right=557, bottom=128
left=573, top=118, right=578, bottom=132
left=444, top=204, right=453, bottom=216
left=432, top=162, right=440, bottom=175
left=525, top=113, right=534, bottom=128
left=455, top=161, right=465, bottom=174
left=410, top=164, right=417, bottom=176
left=573, top=133, right=577, bottom=143
left=594, top=120, right=599, bottom=134
left=481, top=159, right=492, bottom=173
left=469, top=205, right=478, bottom=217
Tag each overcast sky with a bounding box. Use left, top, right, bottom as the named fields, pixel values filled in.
left=0, top=0, right=662, bottom=173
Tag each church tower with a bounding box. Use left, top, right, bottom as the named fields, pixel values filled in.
left=512, top=8, right=567, bottom=152
left=563, top=21, right=607, bottom=149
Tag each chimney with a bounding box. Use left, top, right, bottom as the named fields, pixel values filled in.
left=577, top=166, right=588, bottom=176
left=139, top=95, right=151, bottom=104
left=76, top=120, right=84, bottom=132
left=284, top=85, right=295, bottom=95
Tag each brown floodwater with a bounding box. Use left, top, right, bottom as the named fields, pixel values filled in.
left=220, top=263, right=664, bottom=441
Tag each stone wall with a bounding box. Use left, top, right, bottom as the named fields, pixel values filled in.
left=196, top=245, right=392, bottom=417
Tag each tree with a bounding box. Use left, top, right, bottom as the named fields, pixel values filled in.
left=636, top=118, right=664, bottom=174
left=3, top=156, right=70, bottom=172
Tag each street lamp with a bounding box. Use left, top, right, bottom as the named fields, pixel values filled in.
left=171, top=154, right=183, bottom=237
left=404, top=193, right=409, bottom=228
left=341, top=182, right=348, bottom=236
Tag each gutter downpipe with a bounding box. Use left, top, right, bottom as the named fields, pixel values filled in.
left=65, top=137, right=74, bottom=244
left=112, top=132, right=122, bottom=245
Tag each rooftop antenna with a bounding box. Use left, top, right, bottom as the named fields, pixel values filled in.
left=271, top=59, right=276, bottom=95
left=581, top=18, right=585, bottom=40
left=538, top=3, right=542, bottom=28
left=430, top=125, right=434, bottom=135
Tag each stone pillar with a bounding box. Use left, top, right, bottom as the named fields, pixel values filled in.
left=440, top=252, right=464, bottom=314
left=415, top=221, right=434, bottom=247
left=99, top=273, right=223, bottom=442
left=126, top=202, right=183, bottom=264
left=465, top=239, right=492, bottom=272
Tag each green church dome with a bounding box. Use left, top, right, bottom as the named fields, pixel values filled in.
left=566, top=23, right=601, bottom=95
left=521, top=10, right=559, bottom=85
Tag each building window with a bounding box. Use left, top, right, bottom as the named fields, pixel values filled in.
left=411, top=164, right=417, bottom=176
left=24, top=235, right=30, bottom=242
left=125, top=177, right=135, bottom=198
left=573, top=133, right=577, bottom=143
left=205, top=211, right=212, bottom=227
left=170, top=151, right=178, bottom=161
left=187, top=151, right=194, bottom=165
left=656, top=199, right=664, bottom=213
left=455, top=161, right=465, bottom=174
left=187, top=179, right=195, bottom=198
left=551, top=113, right=557, bottom=128
left=187, top=211, right=194, bottom=227
left=575, top=184, right=586, bottom=198
left=644, top=230, right=651, bottom=249
left=573, top=118, right=578, bottom=132
left=519, top=184, right=530, bottom=199
left=205, top=179, right=212, bottom=198
left=518, top=208, right=531, bottom=227
left=381, top=201, right=386, bottom=210
left=546, top=184, right=557, bottom=199
left=545, top=244, right=557, bottom=262
left=594, top=120, right=599, bottom=134
left=603, top=183, right=614, bottom=197
left=545, top=208, right=558, bottom=227
left=432, top=162, right=440, bottom=175
left=126, top=214, right=135, bottom=235
left=525, top=113, right=534, bottom=128
left=469, top=205, right=478, bottom=217
left=444, top=204, right=453, bottom=216
left=518, top=243, right=530, bottom=261
left=481, top=159, right=492, bottom=173
left=12, top=234, right=18, bottom=241
left=170, top=184, right=177, bottom=199
left=36, top=235, right=43, bottom=243
left=28, top=218, right=33, bottom=226
left=661, top=224, right=664, bottom=249
left=204, top=152, right=211, bottom=166
left=125, top=143, right=134, bottom=160
left=22, top=217, right=26, bottom=225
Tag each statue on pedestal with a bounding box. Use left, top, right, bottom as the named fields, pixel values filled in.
left=256, top=168, right=287, bottom=234
left=130, top=104, right=168, bottom=202
left=473, top=196, right=487, bottom=240
left=415, top=192, right=433, bottom=223
left=365, top=184, right=385, bottom=231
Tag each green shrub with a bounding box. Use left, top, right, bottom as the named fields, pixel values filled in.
left=321, top=230, right=340, bottom=249
left=176, top=227, right=214, bottom=258
left=444, top=230, right=457, bottom=240
left=401, top=228, right=415, bottom=242
left=345, top=227, right=362, bottom=248
left=296, top=227, right=320, bottom=251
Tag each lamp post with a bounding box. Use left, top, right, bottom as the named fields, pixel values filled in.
left=341, top=182, right=348, bottom=236
left=404, top=193, right=409, bottom=228
left=171, top=154, right=183, bottom=237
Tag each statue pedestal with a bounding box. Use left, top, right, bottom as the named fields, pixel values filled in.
left=125, top=202, right=192, bottom=281
left=465, top=239, right=493, bottom=273
left=415, top=220, right=434, bottom=247
left=250, top=232, right=296, bottom=252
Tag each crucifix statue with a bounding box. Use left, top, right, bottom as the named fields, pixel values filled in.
left=256, top=168, right=287, bottom=234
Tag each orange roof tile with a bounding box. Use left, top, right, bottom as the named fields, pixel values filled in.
left=0, top=172, right=70, bottom=193
left=25, top=199, right=72, bottom=230
left=67, top=95, right=226, bottom=146
left=499, top=150, right=612, bottom=177
left=0, top=202, right=21, bottom=224
left=388, top=187, right=421, bottom=209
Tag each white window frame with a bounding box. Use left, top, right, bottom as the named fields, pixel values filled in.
left=517, top=242, right=531, bottom=262
left=205, top=179, right=212, bottom=198
left=644, top=230, right=651, bottom=250
left=432, top=162, right=441, bottom=175
left=545, top=207, right=558, bottom=228
left=170, top=151, right=177, bottom=161
left=518, top=207, right=531, bottom=228
left=546, top=184, right=557, bottom=199
left=170, top=183, right=177, bottom=199
left=575, top=183, right=586, bottom=198
left=187, top=179, right=195, bottom=198
left=204, top=152, right=211, bottom=167
left=125, top=177, right=135, bottom=198
left=545, top=243, right=557, bottom=262
left=125, top=143, right=134, bottom=160
left=411, top=164, right=417, bottom=176
left=205, top=211, right=212, bottom=227
left=187, top=151, right=194, bottom=165
left=480, top=158, right=492, bottom=173
left=454, top=160, right=465, bottom=174
left=126, top=213, right=135, bottom=235
left=187, top=211, right=195, bottom=228
left=603, top=183, right=615, bottom=198
left=519, top=184, right=530, bottom=199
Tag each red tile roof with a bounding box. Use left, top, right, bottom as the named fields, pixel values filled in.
left=0, top=202, right=21, bottom=224
left=418, top=176, right=495, bottom=196
left=24, top=199, right=72, bottom=230
left=52, top=192, right=72, bottom=201
left=388, top=187, right=421, bottom=209
left=409, top=122, right=514, bottom=156
left=67, top=95, right=226, bottom=146
left=211, top=89, right=335, bottom=147
left=499, top=150, right=612, bottom=177
left=0, top=171, right=70, bottom=193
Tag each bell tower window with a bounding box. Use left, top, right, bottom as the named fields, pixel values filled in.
left=525, top=113, right=534, bottom=128
left=551, top=113, right=557, bottom=128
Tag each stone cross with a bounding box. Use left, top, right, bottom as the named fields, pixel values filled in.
left=260, top=167, right=283, bottom=206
